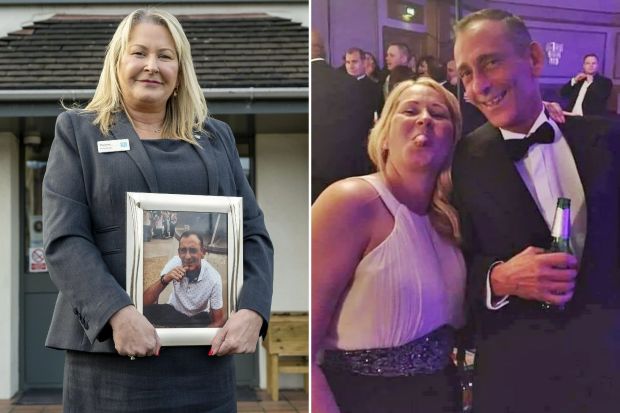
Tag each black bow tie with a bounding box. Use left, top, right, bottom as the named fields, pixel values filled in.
left=505, top=121, right=555, bottom=161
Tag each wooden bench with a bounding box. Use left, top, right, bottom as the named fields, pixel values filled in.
left=262, top=312, right=308, bottom=401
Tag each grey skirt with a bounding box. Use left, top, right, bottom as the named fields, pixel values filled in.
left=63, top=347, right=236, bottom=413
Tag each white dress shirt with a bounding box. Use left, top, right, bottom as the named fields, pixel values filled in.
left=486, top=107, right=587, bottom=309
left=570, top=77, right=592, bottom=116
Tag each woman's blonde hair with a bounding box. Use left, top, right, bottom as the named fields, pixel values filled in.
left=367, top=78, right=463, bottom=243
left=84, top=8, right=207, bottom=143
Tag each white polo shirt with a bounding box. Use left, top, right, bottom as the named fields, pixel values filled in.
left=161, top=256, right=224, bottom=317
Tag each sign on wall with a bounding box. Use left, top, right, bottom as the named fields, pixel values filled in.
left=29, top=247, right=47, bottom=273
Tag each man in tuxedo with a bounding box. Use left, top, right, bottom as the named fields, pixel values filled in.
left=345, top=47, right=383, bottom=115
left=560, top=53, right=612, bottom=116
left=452, top=9, right=620, bottom=413
left=381, top=43, right=411, bottom=98
left=344, top=47, right=366, bottom=80
left=311, top=31, right=374, bottom=202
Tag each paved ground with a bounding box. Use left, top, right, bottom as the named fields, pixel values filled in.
left=0, top=389, right=308, bottom=413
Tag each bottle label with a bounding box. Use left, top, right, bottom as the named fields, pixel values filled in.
left=550, top=206, right=570, bottom=238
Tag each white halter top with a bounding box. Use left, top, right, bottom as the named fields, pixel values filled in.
left=324, top=174, right=466, bottom=350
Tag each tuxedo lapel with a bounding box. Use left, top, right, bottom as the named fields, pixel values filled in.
left=109, top=111, right=159, bottom=193
left=559, top=117, right=614, bottom=263
left=470, top=124, right=548, bottom=236
left=559, top=117, right=608, bottom=204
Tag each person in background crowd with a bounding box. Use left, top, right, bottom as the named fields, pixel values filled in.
left=441, top=58, right=487, bottom=135
left=382, top=42, right=412, bottom=98
left=560, top=53, right=612, bottom=116
left=311, top=30, right=374, bottom=202
left=387, top=65, right=415, bottom=94
left=416, top=55, right=433, bottom=77
left=416, top=55, right=446, bottom=83
left=446, top=59, right=458, bottom=88
left=154, top=212, right=164, bottom=239
left=345, top=47, right=384, bottom=115
left=143, top=211, right=152, bottom=242
left=169, top=212, right=177, bottom=238
left=407, top=54, right=418, bottom=74
left=344, top=47, right=367, bottom=79
left=364, top=52, right=380, bottom=83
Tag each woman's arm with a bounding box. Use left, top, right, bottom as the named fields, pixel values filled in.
left=311, top=179, right=379, bottom=413
left=43, top=111, right=158, bottom=356
left=44, top=112, right=133, bottom=341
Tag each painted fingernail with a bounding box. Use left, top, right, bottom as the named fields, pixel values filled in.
left=208, top=349, right=214, bottom=356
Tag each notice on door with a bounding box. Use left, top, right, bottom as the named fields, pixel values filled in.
left=29, top=247, right=47, bottom=273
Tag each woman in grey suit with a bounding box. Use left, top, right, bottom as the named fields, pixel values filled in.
left=43, top=8, right=273, bottom=412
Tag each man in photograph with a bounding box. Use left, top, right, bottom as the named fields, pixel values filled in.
left=452, top=8, right=620, bottom=413
left=143, top=230, right=225, bottom=328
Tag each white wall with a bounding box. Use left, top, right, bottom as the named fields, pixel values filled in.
left=255, top=132, right=309, bottom=389
left=0, top=4, right=308, bottom=38
left=0, top=133, right=20, bottom=399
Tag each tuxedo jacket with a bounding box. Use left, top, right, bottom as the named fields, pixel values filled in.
left=311, top=60, right=373, bottom=201
left=452, top=116, right=620, bottom=412
left=560, top=73, right=612, bottom=116
left=357, top=75, right=384, bottom=116
left=43, top=110, right=273, bottom=352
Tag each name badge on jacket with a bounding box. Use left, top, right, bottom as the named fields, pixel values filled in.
left=98, top=139, right=130, bottom=153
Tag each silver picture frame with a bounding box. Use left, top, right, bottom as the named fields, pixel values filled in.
left=126, top=192, right=243, bottom=346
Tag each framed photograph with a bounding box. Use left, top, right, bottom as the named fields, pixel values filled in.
left=126, top=192, right=243, bottom=346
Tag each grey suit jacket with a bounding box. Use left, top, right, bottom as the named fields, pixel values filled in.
left=43, top=110, right=273, bottom=352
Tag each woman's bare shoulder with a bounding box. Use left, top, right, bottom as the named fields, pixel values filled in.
left=313, top=176, right=383, bottom=220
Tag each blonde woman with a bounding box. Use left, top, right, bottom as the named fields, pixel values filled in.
left=43, top=9, right=273, bottom=411
left=312, top=78, right=465, bottom=412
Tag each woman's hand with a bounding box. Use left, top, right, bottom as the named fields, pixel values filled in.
left=109, top=305, right=160, bottom=357
left=209, top=309, right=263, bottom=356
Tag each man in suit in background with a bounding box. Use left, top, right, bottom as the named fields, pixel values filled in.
left=560, top=53, right=612, bottom=116
left=344, top=47, right=367, bottom=80
left=311, top=30, right=374, bottom=202
left=452, top=9, right=620, bottom=413
left=381, top=42, right=411, bottom=98
left=345, top=47, right=383, bottom=116
left=442, top=59, right=487, bottom=135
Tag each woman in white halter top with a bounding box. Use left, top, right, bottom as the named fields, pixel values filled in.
left=312, top=78, right=466, bottom=413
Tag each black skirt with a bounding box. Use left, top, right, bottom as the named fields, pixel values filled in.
left=322, top=362, right=462, bottom=413
left=63, top=347, right=236, bottom=413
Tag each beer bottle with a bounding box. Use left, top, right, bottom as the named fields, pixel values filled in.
left=542, top=197, right=571, bottom=310
left=549, top=197, right=572, bottom=254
